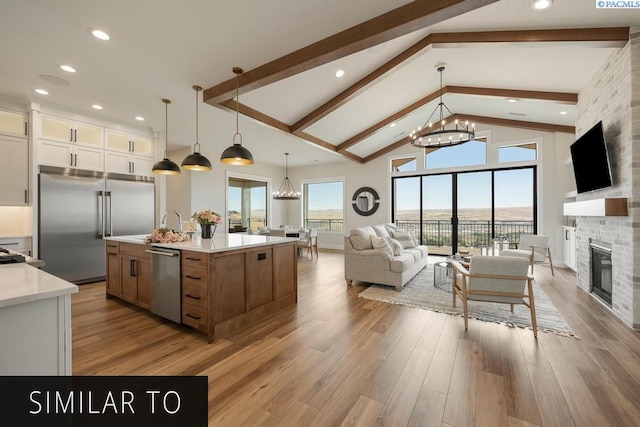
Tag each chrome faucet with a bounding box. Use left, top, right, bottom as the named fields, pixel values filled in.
left=161, top=210, right=183, bottom=232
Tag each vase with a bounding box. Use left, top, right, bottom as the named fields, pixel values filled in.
left=201, top=223, right=216, bottom=239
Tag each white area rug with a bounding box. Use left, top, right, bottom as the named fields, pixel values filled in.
left=358, top=258, right=576, bottom=337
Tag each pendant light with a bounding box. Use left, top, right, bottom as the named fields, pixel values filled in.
left=152, top=99, right=181, bottom=175
left=182, top=85, right=212, bottom=171
left=273, top=153, right=300, bottom=200
left=220, top=67, right=254, bottom=165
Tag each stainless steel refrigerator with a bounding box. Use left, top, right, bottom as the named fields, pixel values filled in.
left=39, top=166, right=155, bottom=284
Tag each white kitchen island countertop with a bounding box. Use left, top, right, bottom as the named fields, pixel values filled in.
left=0, top=263, right=78, bottom=308
left=106, top=233, right=299, bottom=253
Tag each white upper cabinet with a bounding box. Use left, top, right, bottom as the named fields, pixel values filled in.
left=105, top=129, right=154, bottom=157
left=41, top=114, right=103, bottom=148
left=0, top=135, right=28, bottom=205
left=0, top=109, right=28, bottom=138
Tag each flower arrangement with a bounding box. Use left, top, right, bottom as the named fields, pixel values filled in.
left=145, top=227, right=189, bottom=244
left=192, top=210, right=223, bottom=225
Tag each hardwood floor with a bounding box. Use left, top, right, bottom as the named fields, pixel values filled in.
left=72, top=252, right=640, bottom=426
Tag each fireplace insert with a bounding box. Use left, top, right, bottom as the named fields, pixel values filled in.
left=590, top=241, right=612, bottom=305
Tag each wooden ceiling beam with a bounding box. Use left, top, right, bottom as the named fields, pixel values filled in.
left=363, top=136, right=414, bottom=163
left=451, top=113, right=575, bottom=134
left=203, top=0, right=499, bottom=105
left=429, top=27, right=629, bottom=46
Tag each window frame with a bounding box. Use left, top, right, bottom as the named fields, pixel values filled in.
left=300, top=176, right=346, bottom=234
left=225, top=170, right=272, bottom=230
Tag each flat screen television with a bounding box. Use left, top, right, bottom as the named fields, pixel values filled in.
left=570, top=121, right=612, bottom=194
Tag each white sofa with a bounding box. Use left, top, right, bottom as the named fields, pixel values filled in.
left=344, top=223, right=428, bottom=289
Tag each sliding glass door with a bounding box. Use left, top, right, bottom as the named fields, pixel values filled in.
left=392, top=166, right=536, bottom=255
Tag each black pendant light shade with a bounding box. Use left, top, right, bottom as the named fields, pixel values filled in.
left=182, top=85, right=212, bottom=171
left=220, top=67, right=254, bottom=165
left=153, top=98, right=181, bottom=175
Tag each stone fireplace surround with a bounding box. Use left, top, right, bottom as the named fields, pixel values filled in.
left=573, top=27, right=640, bottom=329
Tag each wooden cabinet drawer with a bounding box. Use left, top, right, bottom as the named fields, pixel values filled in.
left=182, top=250, right=208, bottom=269
left=182, top=284, right=208, bottom=309
left=106, top=241, right=120, bottom=255
left=182, top=266, right=208, bottom=288
left=120, top=242, right=150, bottom=259
left=182, top=303, right=208, bottom=332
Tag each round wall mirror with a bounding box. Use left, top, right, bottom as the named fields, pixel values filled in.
left=352, top=187, right=380, bottom=216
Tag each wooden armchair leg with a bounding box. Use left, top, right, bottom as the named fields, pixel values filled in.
left=547, top=248, right=554, bottom=276
left=527, top=279, right=538, bottom=338
left=510, top=304, right=514, bottom=313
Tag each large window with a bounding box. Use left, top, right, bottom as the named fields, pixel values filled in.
left=228, top=178, right=267, bottom=231
left=303, top=180, right=344, bottom=232
left=426, top=138, right=487, bottom=169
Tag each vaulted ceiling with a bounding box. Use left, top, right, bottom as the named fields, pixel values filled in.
left=0, top=0, right=637, bottom=167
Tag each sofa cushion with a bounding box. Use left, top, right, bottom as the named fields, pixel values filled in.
left=371, top=235, right=394, bottom=258
left=413, top=246, right=428, bottom=258
left=390, top=253, right=415, bottom=273
left=385, top=237, right=403, bottom=256
left=404, top=248, right=423, bottom=263
left=372, top=225, right=390, bottom=238
left=383, top=223, right=398, bottom=234
left=391, top=230, right=417, bottom=248
left=349, top=226, right=376, bottom=250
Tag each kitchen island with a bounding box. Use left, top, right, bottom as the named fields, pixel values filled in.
left=105, top=234, right=298, bottom=342
left=0, top=263, right=78, bottom=374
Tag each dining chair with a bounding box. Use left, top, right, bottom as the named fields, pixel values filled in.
left=451, top=256, right=537, bottom=337
left=297, top=228, right=318, bottom=259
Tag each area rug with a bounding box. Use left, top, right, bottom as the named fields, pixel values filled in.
left=358, top=259, right=576, bottom=337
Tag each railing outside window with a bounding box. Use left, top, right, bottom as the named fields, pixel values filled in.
left=304, top=219, right=344, bottom=232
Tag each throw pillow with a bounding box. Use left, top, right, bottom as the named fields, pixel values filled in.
left=383, top=223, right=398, bottom=234
left=371, top=235, right=393, bottom=258
left=372, top=225, right=390, bottom=238
left=385, top=237, right=403, bottom=256
left=392, top=230, right=417, bottom=249
left=349, top=228, right=374, bottom=250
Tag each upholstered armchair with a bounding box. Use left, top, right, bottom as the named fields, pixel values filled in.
left=451, top=256, right=537, bottom=337
left=500, top=234, right=554, bottom=276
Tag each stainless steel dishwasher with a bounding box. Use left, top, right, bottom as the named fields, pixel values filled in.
left=146, top=247, right=181, bottom=323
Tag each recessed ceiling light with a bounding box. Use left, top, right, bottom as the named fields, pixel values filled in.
left=35, top=89, right=48, bottom=95
left=390, top=123, right=396, bottom=128
left=532, top=0, right=552, bottom=10
left=60, top=65, right=76, bottom=73
left=92, top=104, right=103, bottom=110
left=91, top=29, right=110, bottom=40
left=508, top=99, right=518, bottom=103
left=135, top=116, right=145, bottom=121
left=560, top=111, right=568, bottom=115
left=335, top=69, right=345, bottom=78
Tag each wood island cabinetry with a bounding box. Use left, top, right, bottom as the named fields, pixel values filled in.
left=105, top=241, right=151, bottom=309
left=105, top=236, right=298, bottom=343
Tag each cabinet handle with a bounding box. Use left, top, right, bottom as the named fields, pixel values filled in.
left=185, top=274, right=201, bottom=280
left=565, top=230, right=569, bottom=240
left=185, top=257, right=201, bottom=261
left=185, top=294, right=202, bottom=300
left=132, top=140, right=135, bottom=152
left=24, top=122, right=27, bottom=136
left=70, top=129, right=73, bottom=142
left=74, top=129, right=77, bottom=142
left=128, top=140, right=132, bottom=152
left=185, top=313, right=201, bottom=320
left=70, top=153, right=73, bottom=166
left=132, top=162, right=135, bottom=174
left=74, top=154, right=77, bottom=166
left=24, top=190, right=27, bottom=204
left=130, top=259, right=137, bottom=277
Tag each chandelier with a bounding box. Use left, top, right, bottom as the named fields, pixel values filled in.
left=273, top=153, right=300, bottom=200
left=410, top=66, right=475, bottom=149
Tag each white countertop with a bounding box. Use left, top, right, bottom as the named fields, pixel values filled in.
left=106, top=234, right=299, bottom=253
left=0, top=264, right=78, bottom=308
